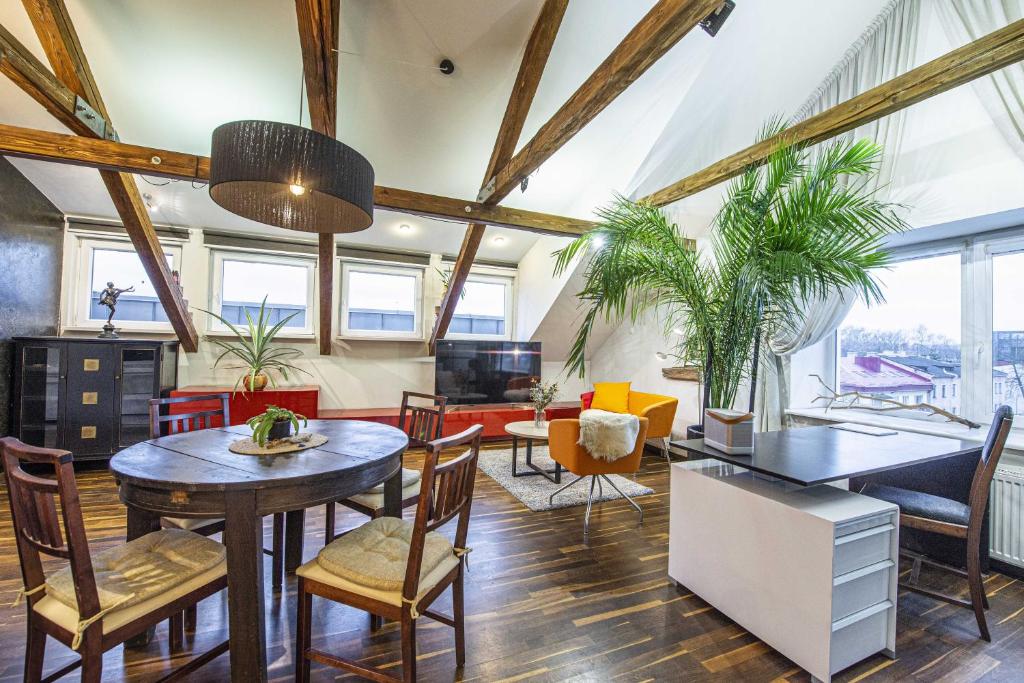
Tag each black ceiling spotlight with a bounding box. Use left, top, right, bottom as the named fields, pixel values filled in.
left=700, top=0, right=735, bottom=37
left=439, top=58, right=455, bottom=75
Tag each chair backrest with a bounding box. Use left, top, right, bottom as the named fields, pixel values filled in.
left=0, top=437, right=100, bottom=617
left=398, top=391, right=448, bottom=447
left=968, top=405, right=1014, bottom=522
left=149, top=393, right=231, bottom=437
left=402, top=424, right=482, bottom=602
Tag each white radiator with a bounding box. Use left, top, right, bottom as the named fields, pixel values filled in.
left=990, top=464, right=1024, bottom=569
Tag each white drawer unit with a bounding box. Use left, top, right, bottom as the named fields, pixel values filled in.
left=834, top=523, right=895, bottom=576
left=668, top=461, right=899, bottom=683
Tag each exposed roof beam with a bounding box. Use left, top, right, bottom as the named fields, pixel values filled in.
left=294, top=0, right=341, bottom=354
left=642, top=18, right=1024, bottom=207
left=481, top=0, right=721, bottom=203
left=429, top=0, right=569, bottom=352
left=0, top=121, right=596, bottom=236
left=12, top=3, right=199, bottom=351
left=295, top=0, right=339, bottom=138
left=0, top=22, right=91, bottom=135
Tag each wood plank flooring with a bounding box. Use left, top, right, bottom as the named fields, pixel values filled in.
left=1, top=446, right=1022, bottom=682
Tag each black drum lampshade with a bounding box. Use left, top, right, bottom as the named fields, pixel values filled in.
left=209, top=120, right=374, bottom=233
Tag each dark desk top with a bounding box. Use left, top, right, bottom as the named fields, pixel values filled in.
left=671, top=425, right=981, bottom=486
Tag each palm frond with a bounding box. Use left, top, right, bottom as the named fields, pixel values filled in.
left=555, top=121, right=907, bottom=408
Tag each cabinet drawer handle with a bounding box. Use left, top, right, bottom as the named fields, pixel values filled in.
left=81, top=426, right=96, bottom=439
left=83, top=359, right=100, bottom=371
left=82, top=392, right=98, bottom=405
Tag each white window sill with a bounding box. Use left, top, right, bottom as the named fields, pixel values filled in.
left=786, top=407, right=1024, bottom=464
left=61, top=325, right=175, bottom=337
left=204, top=330, right=316, bottom=342
left=336, top=335, right=426, bottom=343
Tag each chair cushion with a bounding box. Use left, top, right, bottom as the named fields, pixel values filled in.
left=161, top=516, right=224, bottom=532
left=45, top=529, right=226, bottom=612
left=315, top=516, right=454, bottom=592
left=591, top=382, right=631, bottom=413
left=297, top=552, right=458, bottom=613
left=347, top=480, right=422, bottom=511
left=861, top=483, right=970, bottom=526
left=33, top=562, right=226, bottom=637
left=365, top=467, right=421, bottom=494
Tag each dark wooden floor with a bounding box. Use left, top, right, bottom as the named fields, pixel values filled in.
left=1, top=446, right=1023, bottom=682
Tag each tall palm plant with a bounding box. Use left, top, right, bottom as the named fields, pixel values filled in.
left=554, top=122, right=907, bottom=410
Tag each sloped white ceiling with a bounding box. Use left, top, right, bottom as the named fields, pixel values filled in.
left=0, top=1, right=902, bottom=260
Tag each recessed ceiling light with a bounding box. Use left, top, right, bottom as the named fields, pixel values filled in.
left=398, top=223, right=413, bottom=233
left=492, top=235, right=506, bottom=245
left=288, top=183, right=306, bottom=196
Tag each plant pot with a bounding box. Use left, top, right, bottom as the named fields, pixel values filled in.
left=268, top=419, right=292, bottom=442
left=686, top=424, right=704, bottom=439
left=243, top=372, right=269, bottom=391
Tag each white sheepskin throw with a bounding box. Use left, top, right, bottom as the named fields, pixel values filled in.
left=578, top=408, right=640, bottom=462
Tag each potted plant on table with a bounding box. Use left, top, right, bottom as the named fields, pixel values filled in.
left=529, top=380, right=559, bottom=427
left=202, top=296, right=311, bottom=393
left=247, top=405, right=308, bottom=446
left=554, top=122, right=907, bottom=435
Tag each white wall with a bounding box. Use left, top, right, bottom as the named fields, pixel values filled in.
left=515, top=234, right=575, bottom=341
left=589, top=309, right=702, bottom=438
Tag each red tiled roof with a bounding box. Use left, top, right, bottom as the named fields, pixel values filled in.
left=839, top=356, right=934, bottom=394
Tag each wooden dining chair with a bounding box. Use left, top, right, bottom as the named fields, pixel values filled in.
left=1, top=437, right=229, bottom=683
left=149, top=395, right=285, bottom=599
left=295, top=424, right=482, bottom=683
left=323, top=391, right=448, bottom=542
left=860, top=405, right=1014, bottom=641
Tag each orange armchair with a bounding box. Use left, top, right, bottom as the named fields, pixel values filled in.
left=548, top=417, right=649, bottom=534
left=581, top=390, right=678, bottom=461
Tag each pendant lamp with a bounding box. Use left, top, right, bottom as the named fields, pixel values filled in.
left=209, top=120, right=374, bottom=233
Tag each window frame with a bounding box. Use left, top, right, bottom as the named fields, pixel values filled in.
left=338, top=260, right=425, bottom=341
left=208, top=248, right=317, bottom=337
left=70, top=235, right=183, bottom=333
left=445, top=270, right=516, bottom=342
left=824, top=229, right=1024, bottom=430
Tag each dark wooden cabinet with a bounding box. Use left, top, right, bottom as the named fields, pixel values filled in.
left=11, top=337, right=178, bottom=460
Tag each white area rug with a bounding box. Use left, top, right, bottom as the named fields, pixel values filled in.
left=477, top=445, right=654, bottom=512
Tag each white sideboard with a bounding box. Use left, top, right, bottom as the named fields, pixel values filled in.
left=668, top=460, right=899, bottom=683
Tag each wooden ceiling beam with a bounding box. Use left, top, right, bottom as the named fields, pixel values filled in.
left=13, top=3, right=199, bottom=352
left=0, top=23, right=90, bottom=135
left=429, top=0, right=569, bottom=352
left=481, top=0, right=721, bottom=204
left=0, top=121, right=597, bottom=236
left=294, top=0, right=341, bottom=354
left=642, top=18, right=1024, bottom=207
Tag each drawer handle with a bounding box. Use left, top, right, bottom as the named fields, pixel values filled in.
left=835, top=523, right=894, bottom=546
left=833, top=559, right=894, bottom=586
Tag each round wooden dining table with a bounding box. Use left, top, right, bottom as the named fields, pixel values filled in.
left=109, top=419, right=409, bottom=682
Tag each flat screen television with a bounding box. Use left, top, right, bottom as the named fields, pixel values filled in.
left=435, top=340, right=541, bottom=405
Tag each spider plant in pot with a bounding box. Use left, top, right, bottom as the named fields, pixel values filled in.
left=202, top=296, right=311, bottom=393
left=555, top=122, right=906, bottom=435
left=247, top=405, right=307, bottom=446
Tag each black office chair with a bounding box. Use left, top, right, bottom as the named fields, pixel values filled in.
left=860, top=405, right=1013, bottom=641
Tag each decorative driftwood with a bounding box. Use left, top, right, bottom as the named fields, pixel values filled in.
left=809, top=374, right=981, bottom=429
left=662, top=366, right=701, bottom=382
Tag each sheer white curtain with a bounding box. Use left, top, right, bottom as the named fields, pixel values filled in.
left=755, top=0, right=921, bottom=431
left=937, top=0, right=1024, bottom=160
